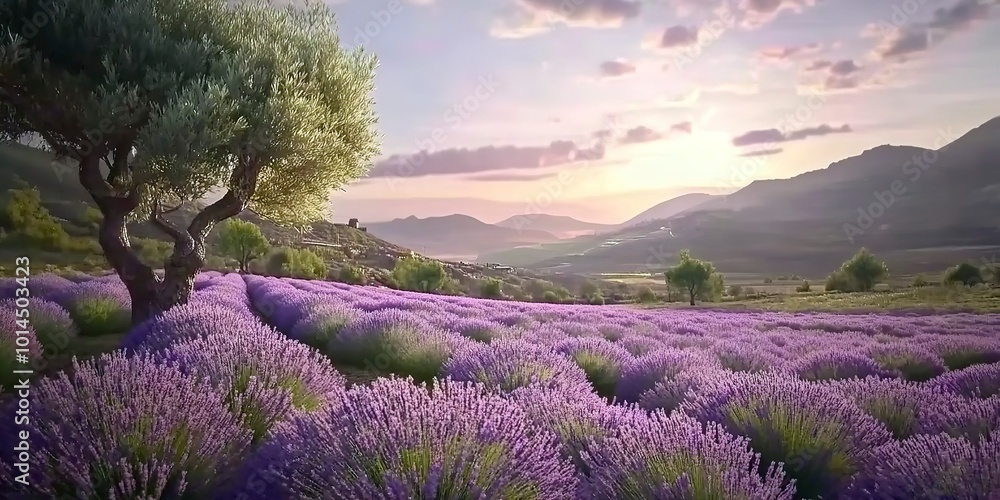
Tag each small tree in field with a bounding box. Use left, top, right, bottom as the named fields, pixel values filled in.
left=839, top=248, right=889, bottom=292
left=943, top=263, right=985, bottom=287
left=579, top=280, right=600, bottom=300
left=215, top=219, right=269, bottom=272
left=480, top=278, right=503, bottom=299
left=664, top=250, right=716, bottom=306
left=0, top=1, right=380, bottom=323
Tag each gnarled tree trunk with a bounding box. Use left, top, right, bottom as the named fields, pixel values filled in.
left=79, top=149, right=260, bottom=326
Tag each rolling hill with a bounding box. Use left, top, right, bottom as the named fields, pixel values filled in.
left=514, top=116, right=1000, bottom=276
left=366, top=214, right=561, bottom=258
left=494, top=213, right=616, bottom=238
left=618, top=192, right=716, bottom=227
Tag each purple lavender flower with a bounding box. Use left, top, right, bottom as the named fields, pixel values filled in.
left=615, top=348, right=722, bottom=403
left=507, top=385, right=645, bottom=475
left=681, top=372, right=893, bottom=499
left=554, top=337, right=633, bottom=400
left=615, top=334, right=663, bottom=356
left=826, top=377, right=943, bottom=440
left=287, top=301, right=360, bottom=351
left=928, top=336, right=1000, bottom=370
left=330, top=309, right=469, bottom=383
left=865, top=343, right=947, bottom=382
left=230, top=377, right=577, bottom=498
left=790, top=349, right=897, bottom=382
left=710, top=340, right=786, bottom=373
left=25, top=273, right=76, bottom=301
left=58, top=280, right=131, bottom=336
left=581, top=411, right=796, bottom=499
left=0, top=353, right=250, bottom=497
left=161, top=326, right=346, bottom=443
left=637, top=368, right=730, bottom=415
left=919, top=394, right=1000, bottom=443
left=0, top=304, right=41, bottom=390
left=443, top=338, right=594, bottom=395
left=926, top=362, right=1000, bottom=399
left=845, top=431, right=1000, bottom=498
left=121, top=301, right=261, bottom=353
left=449, top=317, right=521, bottom=344
left=7, top=298, right=78, bottom=351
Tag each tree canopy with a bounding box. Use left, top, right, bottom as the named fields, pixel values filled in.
left=0, top=0, right=380, bottom=321
left=839, top=248, right=889, bottom=292
left=214, top=219, right=269, bottom=273
left=664, top=250, right=717, bottom=306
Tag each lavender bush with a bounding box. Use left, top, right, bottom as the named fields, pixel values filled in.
left=581, top=412, right=796, bottom=499
left=443, top=338, right=594, bottom=396
left=330, top=309, right=467, bottom=383
left=0, top=353, right=250, bottom=497
left=231, top=377, right=577, bottom=498
left=846, top=431, right=999, bottom=498
left=681, top=372, right=893, bottom=499
left=58, top=281, right=131, bottom=336
left=161, top=326, right=347, bottom=443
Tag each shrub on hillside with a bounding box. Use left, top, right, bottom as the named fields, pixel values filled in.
left=635, top=286, right=656, bottom=303
left=391, top=255, right=450, bottom=293
left=337, top=264, right=366, bottom=285
left=912, top=274, right=929, bottom=287
left=542, top=290, right=560, bottom=303
left=727, top=284, right=743, bottom=297
left=762, top=277, right=773, bottom=284
left=943, top=262, right=985, bottom=286
left=0, top=187, right=72, bottom=250
left=796, top=280, right=811, bottom=293
left=265, top=247, right=327, bottom=279
left=480, top=278, right=503, bottom=299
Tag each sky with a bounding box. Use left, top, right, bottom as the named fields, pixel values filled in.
left=322, top=0, right=1000, bottom=225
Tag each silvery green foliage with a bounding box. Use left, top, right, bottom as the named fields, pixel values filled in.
left=0, top=0, right=380, bottom=227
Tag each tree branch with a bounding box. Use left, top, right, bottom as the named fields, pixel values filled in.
left=187, top=157, right=263, bottom=242
left=150, top=198, right=190, bottom=244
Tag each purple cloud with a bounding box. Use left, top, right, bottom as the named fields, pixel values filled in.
left=368, top=140, right=606, bottom=179
left=599, top=59, right=636, bottom=77
left=620, top=125, right=663, bottom=144
left=732, top=124, right=852, bottom=146
left=660, top=25, right=699, bottom=47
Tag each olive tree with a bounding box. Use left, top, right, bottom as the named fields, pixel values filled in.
left=664, top=249, right=715, bottom=306
left=0, top=0, right=380, bottom=322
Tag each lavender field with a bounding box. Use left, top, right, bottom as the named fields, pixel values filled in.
left=2, top=271, right=999, bottom=498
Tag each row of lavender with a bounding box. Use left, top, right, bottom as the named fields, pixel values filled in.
left=0, top=271, right=998, bottom=498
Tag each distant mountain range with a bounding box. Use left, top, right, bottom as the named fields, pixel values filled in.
left=366, top=191, right=719, bottom=259
left=365, top=214, right=562, bottom=258
left=505, top=115, right=1000, bottom=275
